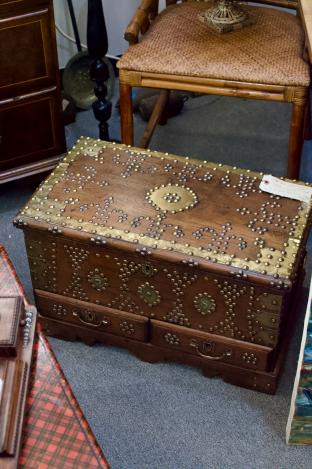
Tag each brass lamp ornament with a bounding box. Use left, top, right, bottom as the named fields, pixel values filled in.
left=199, top=0, right=255, bottom=33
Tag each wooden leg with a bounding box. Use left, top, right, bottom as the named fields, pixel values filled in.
left=288, top=102, right=306, bottom=179
left=140, top=90, right=170, bottom=149
left=303, top=93, right=312, bottom=140
left=119, top=82, right=134, bottom=145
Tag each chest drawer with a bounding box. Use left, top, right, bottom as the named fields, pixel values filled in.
left=150, top=320, right=273, bottom=371
left=0, top=5, right=57, bottom=99
left=35, top=290, right=149, bottom=343
left=0, top=88, right=64, bottom=171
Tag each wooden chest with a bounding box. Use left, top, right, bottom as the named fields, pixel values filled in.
left=15, top=138, right=312, bottom=393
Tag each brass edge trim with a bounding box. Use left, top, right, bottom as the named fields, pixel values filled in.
left=16, top=137, right=312, bottom=282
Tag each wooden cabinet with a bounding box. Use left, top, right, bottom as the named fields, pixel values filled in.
left=0, top=0, right=66, bottom=183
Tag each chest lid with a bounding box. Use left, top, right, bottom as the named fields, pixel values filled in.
left=15, top=138, right=312, bottom=288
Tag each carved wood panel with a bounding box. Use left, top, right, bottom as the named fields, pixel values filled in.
left=0, top=0, right=66, bottom=184
left=0, top=89, right=64, bottom=170
left=0, top=7, right=56, bottom=99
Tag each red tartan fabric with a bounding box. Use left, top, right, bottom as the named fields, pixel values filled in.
left=0, top=246, right=109, bottom=469
left=19, top=333, right=109, bottom=469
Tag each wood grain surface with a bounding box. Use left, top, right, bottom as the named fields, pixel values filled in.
left=0, top=0, right=66, bottom=183
left=15, top=139, right=311, bottom=392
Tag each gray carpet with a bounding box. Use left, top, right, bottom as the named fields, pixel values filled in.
left=2, top=94, right=312, bottom=469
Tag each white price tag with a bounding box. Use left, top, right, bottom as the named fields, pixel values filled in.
left=260, top=175, right=312, bottom=204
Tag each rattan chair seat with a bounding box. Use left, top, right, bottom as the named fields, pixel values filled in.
left=118, top=2, right=310, bottom=87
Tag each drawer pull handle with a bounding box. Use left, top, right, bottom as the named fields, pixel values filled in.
left=190, top=340, right=232, bottom=361
left=73, top=310, right=110, bottom=328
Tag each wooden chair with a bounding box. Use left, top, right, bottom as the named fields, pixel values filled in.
left=117, top=0, right=312, bottom=179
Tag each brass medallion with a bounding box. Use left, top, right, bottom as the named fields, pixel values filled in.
left=146, top=183, right=198, bottom=213
left=141, top=262, right=157, bottom=278
left=87, top=269, right=109, bottom=292
left=194, top=293, right=216, bottom=315
left=138, top=282, right=161, bottom=307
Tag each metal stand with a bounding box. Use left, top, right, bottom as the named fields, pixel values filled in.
left=87, top=0, right=112, bottom=140
left=199, top=0, right=254, bottom=33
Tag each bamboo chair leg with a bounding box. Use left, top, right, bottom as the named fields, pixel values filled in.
left=120, top=83, right=134, bottom=145
left=140, top=90, right=170, bottom=149
left=288, top=102, right=306, bottom=180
